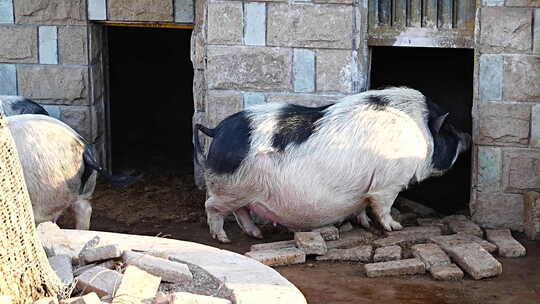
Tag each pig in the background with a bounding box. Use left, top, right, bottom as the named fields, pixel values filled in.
left=194, top=87, right=471, bottom=243
left=0, top=95, right=49, bottom=116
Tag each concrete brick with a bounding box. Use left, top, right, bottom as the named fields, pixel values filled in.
left=0, top=64, right=16, bottom=95
left=447, top=219, right=483, bottom=237
left=411, top=243, right=451, bottom=270
left=42, top=104, right=61, bottom=119
left=39, top=26, right=58, bottom=64
left=243, top=92, right=265, bottom=109
left=394, top=197, right=436, bottom=217
left=365, top=258, right=425, bottom=278
left=482, top=0, right=504, bottom=6
left=316, top=49, right=353, bottom=93
left=535, top=9, right=540, bottom=54
left=80, top=244, right=122, bottom=264
left=107, top=0, right=173, bottom=22
left=112, top=265, right=161, bottom=304
left=61, top=106, right=92, bottom=140
left=60, top=293, right=101, bottom=304
left=76, top=266, right=123, bottom=297
left=373, top=245, right=401, bottom=262
left=375, top=226, right=442, bottom=248
left=485, top=229, right=526, bottom=257
left=0, top=25, right=37, bottom=63
left=175, top=0, right=194, bottom=23
left=524, top=191, right=540, bottom=240
left=59, top=26, right=87, bottom=65
left=207, top=2, right=243, bottom=45
left=429, top=233, right=498, bottom=253
left=443, top=243, right=502, bottom=280
left=267, top=4, right=353, bottom=49
left=293, top=49, right=315, bottom=93
left=170, top=292, right=231, bottom=304
left=416, top=218, right=447, bottom=233
left=244, top=248, right=306, bottom=266
left=244, top=2, right=265, bottom=46
left=338, top=222, right=354, bottom=233
left=295, top=232, right=327, bottom=255
left=480, top=8, right=532, bottom=53
left=503, top=149, right=540, bottom=193
left=122, top=250, right=193, bottom=283
left=385, top=225, right=442, bottom=238
left=327, top=230, right=377, bottom=249
left=472, top=192, right=524, bottom=232
left=479, top=55, right=502, bottom=101
left=429, top=264, right=464, bottom=281
left=35, top=297, right=59, bottom=304
left=478, top=146, right=502, bottom=192
left=505, top=0, right=540, bottom=5
left=312, top=226, right=339, bottom=241
left=478, top=102, right=530, bottom=146
left=250, top=240, right=296, bottom=251
left=206, top=91, right=242, bottom=128
left=316, top=245, right=372, bottom=262
left=17, top=65, right=88, bottom=105
left=0, top=0, right=14, bottom=23
left=266, top=93, right=340, bottom=107
left=207, top=46, right=291, bottom=91
left=504, top=55, right=540, bottom=101
left=532, top=105, right=540, bottom=148
left=14, top=0, right=86, bottom=25
left=48, top=254, right=73, bottom=284
left=88, top=0, right=106, bottom=20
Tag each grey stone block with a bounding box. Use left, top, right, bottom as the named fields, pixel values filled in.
left=42, top=105, right=61, bottom=119
left=206, top=91, right=242, bottom=128
left=447, top=219, right=483, bottom=237
left=123, top=250, right=193, bottom=283
left=411, top=243, right=451, bottom=270
left=244, top=2, right=265, bottom=46
left=477, top=146, right=502, bottom=192
left=39, top=26, right=58, bottom=64
left=113, top=265, right=161, bottom=303
left=532, top=105, right=540, bottom=148
left=535, top=9, right=540, bottom=54
left=59, top=26, right=88, bottom=65
left=429, top=264, right=464, bottom=281
left=107, top=0, right=173, bottom=22
left=0, top=0, right=14, bottom=23
left=394, top=197, right=436, bottom=217
left=0, top=64, right=16, bottom=95
left=76, top=266, right=123, bottom=297
left=316, top=49, right=353, bottom=93
left=373, top=245, right=401, bottom=262
left=80, top=244, right=122, bottom=264
left=478, top=102, right=530, bottom=147
left=250, top=240, right=296, bottom=252
left=295, top=232, right=327, bottom=255
left=243, top=92, right=265, bottom=109
left=326, top=230, right=377, bottom=249
left=60, top=106, right=92, bottom=140
left=524, top=191, right=540, bottom=240
left=443, top=243, right=502, bottom=280
left=175, top=0, right=193, bottom=23
left=245, top=248, right=306, bottom=266
left=293, top=49, right=315, bottom=93
left=207, top=2, right=243, bottom=45
left=482, top=0, right=504, bottom=6
left=0, top=25, right=37, bottom=63
left=60, top=293, right=101, bottom=304
left=312, top=226, right=339, bottom=241
left=14, top=0, right=86, bottom=25
left=365, top=258, right=425, bottom=278
left=472, top=192, right=524, bottom=232
left=48, top=255, right=73, bottom=284
left=480, top=8, right=532, bottom=53
left=503, top=149, right=540, bottom=193
left=430, top=233, right=497, bottom=253
left=504, top=55, right=540, bottom=101
left=479, top=55, right=502, bottom=101
left=88, top=0, right=106, bottom=20
left=485, top=229, right=526, bottom=257
left=266, top=93, right=340, bottom=107
left=316, top=245, right=372, bottom=262
left=374, top=227, right=441, bottom=248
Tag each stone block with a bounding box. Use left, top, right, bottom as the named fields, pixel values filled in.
left=505, top=0, right=540, bottom=5
left=266, top=93, right=341, bottom=107
left=123, top=250, right=193, bottom=283
left=535, top=9, right=540, bottom=54
left=471, top=192, right=524, bottom=232
left=48, top=254, right=73, bottom=284
left=60, top=293, right=101, bottom=304
left=267, top=4, right=353, bottom=49
left=207, top=2, right=243, bottom=45
left=244, top=2, right=265, bottom=46
left=326, top=230, right=377, bottom=249
left=365, top=258, right=425, bottom=278
left=80, top=244, right=122, bottom=264
left=312, top=226, right=339, bottom=241
left=0, top=0, right=14, bottom=23
left=532, top=105, right=540, bottom=148
left=479, top=55, right=502, bottom=101
left=316, top=49, right=353, bottom=93
left=385, top=225, right=442, bottom=238
left=35, top=297, right=59, bottom=304
left=394, top=197, right=436, bottom=217
left=503, top=149, right=540, bottom=193
left=107, top=0, right=173, bottom=22
left=416, top=218, right=447, bottom=233
left=207, top=46, right=292, bottom=91
left=429, top=264, right=464, bottom=281
left=206, top=91, right=242, bottom=128
left=88, top=0, right=106, bottom=20
left=477, top=146, right=502, bottom=192
left=504, top=55, right=540, bottom=101
left=175, top=0, right=194, bottom=23
left=429, top=233, right=497, bottom=253
left=112, top=265, right=161, bottom=304
left=316, top=245, right=372, bottom=262
left=447, top=219, right=483, bottom=237
left=443, top=243, right=502, bottom=280
left=17, top=65, right=88, bottom=105
left=295, top=232, right=327, bottom=255
left=243, top=92, right=265, bottom=109
left=170, top=292, right=231, bottom=304
left=478, top=102, right=530, bottom=146
left=313, top=0, right=353, bottom=3
left=0, top=25, right=37, bottom=63
left=411, top=243, right=451, bottom=270
left=250, top=240, right=296, bottom=251
left=293, top=49, right=315, bottom=93
left=39, top=26, right=58, bottom=64
left=485, top=229, right=526, bottom=257
left=14, top=0, right=86, bottom=25
left=480, top=8, right=532, bottom=53
left=59, top=26, right=88, bottom=65
left=0, top=64, right=17, bottom=95
left=244, top=248, right=306, bottom=266
left=61, top=106, right=92, bottom=140
left=374, top=226, right=441, bottom=248
left=373, top=245, right=401, bottom=262
left=339, top=222, right=354, bottom=233
left=76, top=266, right=123, bottom=297
left=482, top=0, right=504, bottom=6
left=524, top=191, right=540, bottom=240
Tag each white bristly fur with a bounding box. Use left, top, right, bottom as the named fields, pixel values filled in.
left=204, top=87, right=435, bottom=242
left=8, top=114, right=96, bottom=229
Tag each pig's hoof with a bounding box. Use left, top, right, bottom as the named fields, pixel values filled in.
left=382, top=219, right=403, bottom=231
left=212, top=232, right=231, bottom=243
left=357, top=213, right=372, bottom=228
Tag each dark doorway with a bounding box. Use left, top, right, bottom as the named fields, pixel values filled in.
left=370, top=46, right=473, bottom=214
left=108, top=27, right=194, bottom=175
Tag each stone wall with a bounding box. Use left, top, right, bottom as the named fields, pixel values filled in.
left=471, top=3, right=540, bottom=231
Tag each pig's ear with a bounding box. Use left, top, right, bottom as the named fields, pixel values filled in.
left=431, top=113, right=449, bottom=133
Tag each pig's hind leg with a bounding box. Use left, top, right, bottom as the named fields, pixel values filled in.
left=206, top=195, right=251, bottom=243
left=233, top=206, right=263, bottom=239
left=369, top=190, right=403, bottom=231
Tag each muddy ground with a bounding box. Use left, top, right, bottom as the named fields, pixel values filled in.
left=88, top=173, right=540, bottom=304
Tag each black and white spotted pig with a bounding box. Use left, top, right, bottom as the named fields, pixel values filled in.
left=194, top=87, right=471, bottom=243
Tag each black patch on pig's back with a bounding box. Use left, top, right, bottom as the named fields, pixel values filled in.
left=271, top=104, right=332, bottom=151
left=366, top=95, right=390, bottom=110
left=206, top=111, right=252, bottom=174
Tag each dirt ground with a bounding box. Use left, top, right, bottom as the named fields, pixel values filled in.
left=89, top=174, right=540, bottom=304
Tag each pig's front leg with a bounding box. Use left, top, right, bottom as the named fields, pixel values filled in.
left=233, top=207, right=263, bottom=239
left=369, top=191, right=403, bottom=231
left=356, top=209, right=372, bottom=228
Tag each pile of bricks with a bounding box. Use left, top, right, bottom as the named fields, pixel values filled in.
left=245, top=198, right=527, bottom=281
left=39, top=236, right=230, bottom=304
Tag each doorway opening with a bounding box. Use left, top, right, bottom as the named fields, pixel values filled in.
left=370, top=46, right=474, bottom=214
